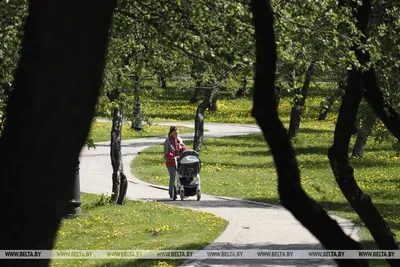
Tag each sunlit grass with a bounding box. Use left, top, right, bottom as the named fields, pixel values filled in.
left=141, top=96, right=339, bottom=124
left=88, top=122, right=194, bottom=143
left=51, top=193, right=227, bottom=267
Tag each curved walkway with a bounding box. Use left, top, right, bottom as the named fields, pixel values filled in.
left=79, top=122, right=359, bottom=267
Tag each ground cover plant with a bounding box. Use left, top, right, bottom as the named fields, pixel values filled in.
left=51, top=193, right=227, bottom=267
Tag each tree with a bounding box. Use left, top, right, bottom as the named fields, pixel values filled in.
left=328, top=1, right=400, bottom=266
left=351, top=103, right=377, bottom=157
left=318, top=82, right=345, bottom=120
left=272, top=0, right=354, bottom=135
left=288, top=60, right=316, bottom=139
left=250, top=2, right=367, bottom=267
left=107, top=89, right=128, bottom=205
left=0, top=1, right=116, bottom=265
left=193, top=86, right=217, bottom=151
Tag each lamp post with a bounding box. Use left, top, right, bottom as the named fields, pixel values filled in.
left=65, top=160, right=82, bottom=218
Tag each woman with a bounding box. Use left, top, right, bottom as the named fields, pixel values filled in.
left=164, top=126, right=187, bottom=199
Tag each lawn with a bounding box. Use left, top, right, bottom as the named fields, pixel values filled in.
left=88, top=122, right=194, bottom=143
left=141, top=95, right=336, bottom=125
left=96, top=83, right=341, bottom=125
left=51, top=193, right=227, bottom=267
left=132, top=119, right=400, bottom=267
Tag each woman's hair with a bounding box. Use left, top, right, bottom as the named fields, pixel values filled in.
left=168, top=126, right=178, bottom=137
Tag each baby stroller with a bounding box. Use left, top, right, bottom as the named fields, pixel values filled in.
left=173, top=149, right=201, bottom=201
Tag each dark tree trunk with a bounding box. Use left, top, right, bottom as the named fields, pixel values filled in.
left=0, top=0, right=115, bottom=263
left=208, top=88, right=218, bottom=112
left=288, top=61, right=316, bottom=139
left=329, top=1, right=399, bottom=266
left=131, top=74, right=143, bottom=131
left=235, top=77, right=247, bottom=97
left=159, top=73, right=167, bottom=89
left=193, top=88, right=216, bottom=151
left=351, top=117, right=361, bottom=135
left=189, top=80, right=201, bottom=104
left=250, top=1, right=367, bottom=267
left=110, top=108, right=127, bottom=204
left=318, top=83, right=345, bottom=120
left=352, top=111, right=376, bottom=158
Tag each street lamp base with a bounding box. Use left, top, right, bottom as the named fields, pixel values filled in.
left=64, top=206, right=82, bottom=219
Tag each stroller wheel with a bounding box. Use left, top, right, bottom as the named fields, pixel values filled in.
left=196, top=190, right=201, bottom=201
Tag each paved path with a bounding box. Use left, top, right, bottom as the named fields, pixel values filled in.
left=79, top=122, right=359, bottom=267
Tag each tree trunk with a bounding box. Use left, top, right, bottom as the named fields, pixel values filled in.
left=208, top=88, right=218, bottom=112
left=110, top=108, right=127, bottom=204
left=235, top=77, right=247, bottom=97
left=193, top=88, right=216, bottom=151
left=318, top=83, right=345, bottom=120
left=161, top=75, right=167, bottom=89
left=288, top=61, right=316, bottom=139
left=352, top=108, right=376, bottom=158
left=329, top=1, right=399, bottom=266
left=189, top=80, right=201, bottom=104
left=0, top=0, right=115, bottom=262
left=250, top=1, right=367, bottom=267
left=131, top=74, right=143, bottom=131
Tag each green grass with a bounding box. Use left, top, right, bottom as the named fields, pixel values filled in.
left=141, top=95, right=339, bottom=124
left=96, top=83, right=340, bottom=125
left=51, top=193, right=227, bottom=267
left=88, top=122, right=195, bottom=143
left=132, top=120, right=400, bottom=267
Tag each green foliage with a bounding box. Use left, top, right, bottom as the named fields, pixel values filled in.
left=369, top=0, right=400, bottom=109
left=52, top=193, right=227, bottom=267
left=0, top=0, right=27, bottom=121
left=92, top=193, right=111, bottom=208
left=273, top=0, right=354, bottom=92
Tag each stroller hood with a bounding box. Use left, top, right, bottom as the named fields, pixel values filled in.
left=180, top=155, right=200, bottom=164
left=179, top=149, right=199, bottom=158
left=179, top=150, right=200, bottom=164
left=178, top=149, right=201, bottom=177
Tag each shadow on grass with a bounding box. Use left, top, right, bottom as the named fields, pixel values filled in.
left=237, top=146, right=330, bottom=157
left=297, top=127, right=334, bottom=134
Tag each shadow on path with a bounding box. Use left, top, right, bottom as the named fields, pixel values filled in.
left=94, top=242, right=339, bottom=267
